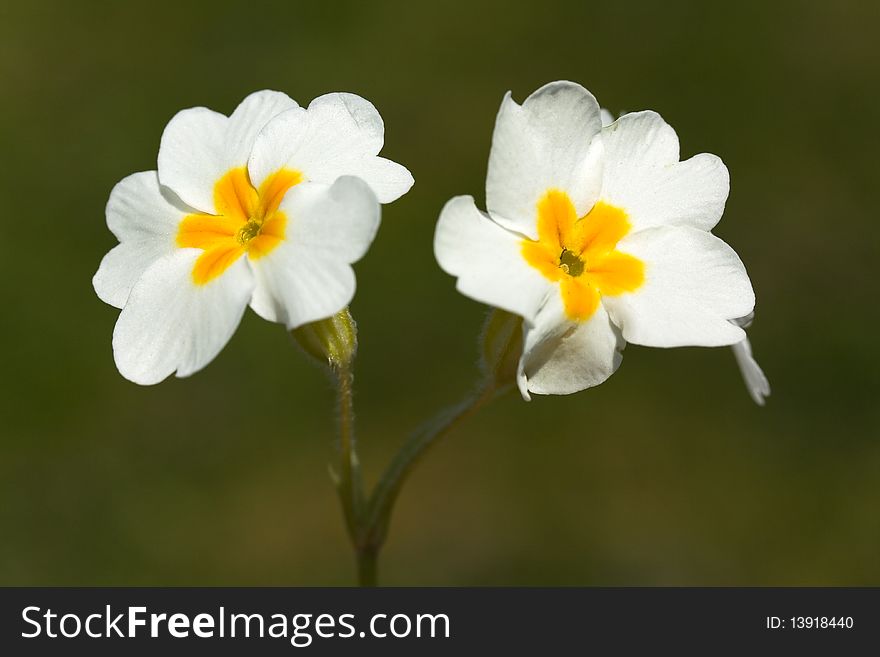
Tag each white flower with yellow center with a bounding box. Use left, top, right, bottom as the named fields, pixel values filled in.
left=94, top=90, right=413, bottom=385
left=435, top=81, right=757, bottom=400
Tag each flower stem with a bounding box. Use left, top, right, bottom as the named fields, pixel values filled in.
left=361, top=381, right=504, bottom=567
left=334, top=361, right=381, bottom=587
left=298, top=309, right=517, bottom=586
left=334, top=361, right=364, bottom=547
left=357, top=545, right=378, bottom=587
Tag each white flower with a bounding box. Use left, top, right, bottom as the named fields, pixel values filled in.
left=434, top=81, right=756, bottom=400
left=94, top=90, right=413, bottom=385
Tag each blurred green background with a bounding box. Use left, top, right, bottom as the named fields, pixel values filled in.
left=1, top=0, right=878, bottom=585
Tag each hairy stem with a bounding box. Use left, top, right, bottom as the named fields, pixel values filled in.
left=307, top=309, right=516, bottom=586
left=334, top=362, right=363, bottom=548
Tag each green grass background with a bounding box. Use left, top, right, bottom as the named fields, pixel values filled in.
left=1, top=0, right=877, bottom=585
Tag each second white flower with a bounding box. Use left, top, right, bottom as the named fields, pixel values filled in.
left=434, top=81, right=755, bottom=400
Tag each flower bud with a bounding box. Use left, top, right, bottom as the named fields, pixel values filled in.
left=479, top=309, right=523, bottom=389
left=291, top=308, right=358, bottom=369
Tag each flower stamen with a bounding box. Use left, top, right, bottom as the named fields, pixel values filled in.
left=236, top=219, right=263, bottom=245
left=558, top=248, right=585, bottom=277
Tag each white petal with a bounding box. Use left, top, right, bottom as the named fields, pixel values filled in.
left=249, top=93, right=413, bottom=203
left=157, top=107, right=229, bottom=213
left=158, top=90, right=297, bottom=213
left=434, top=195, right=552, bottom=323
left=112, top=250, right=254, bottom=385
left=486, top=81, right=604, bottom=239
left=602, top=109, right=679, bottom=167
left=249, top=177, right=380, bottom=329
left=600, top=110, right=729, bottom=232
left=246, top=106, right=308, bottom=186
left=95, top=244, right=166, bottom=311
left=600, top=108, right=615, bottom=127
left=603, top=226, right=755, bottom=347
left=517, top=293, right=624, bottom=400
left=93, top=171, right=189, bottom=308
left=333, top=155, right=413, bottom=205
left=731, top=335, right=770, bottom=405
left=730, top=313, right=769, bottom=405
left=225, top=90, right=299, bottom=170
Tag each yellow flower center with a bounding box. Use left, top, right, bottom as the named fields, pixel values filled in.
left=176, top=166, right=303, bottom=285
left=521, top=190, right=645, bottom=321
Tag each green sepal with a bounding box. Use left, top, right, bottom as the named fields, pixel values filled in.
left=291, top=308, right=358, bottom=370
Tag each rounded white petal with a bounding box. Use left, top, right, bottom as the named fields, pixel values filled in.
left=249, top=177, right=380, bottom=329
left=486, top=81, right=604, bottom=239
left=434, top=195, right=552, bottom=323
left=308, top=91, right=385, bottom=153
left=248, top=93, right=413, bottom=203
left=602, top=109, right=679, bottom=167
left=246, top=106, right=308, bottom=186
left=333, top=155, right=413, bottom=205
left=93, top=171, right=190, bottom=308
left=599, top=107, right=615, bottom=127
left=517, top=293, right=624, bottom=400
left=157, top=107, right=229, bottom=213
left=600, top=110, right=729, bottom=232
left=112, top=250, right=254, bottom=385
left=95, top=245, right=164, bottom=311
left=225, top=90, right=298, bottom=169
left=731, top=335, right=770, bottom=406
left=603, top=226, right=755, bottom=348
left=158, top=90, right=297, bottom=213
